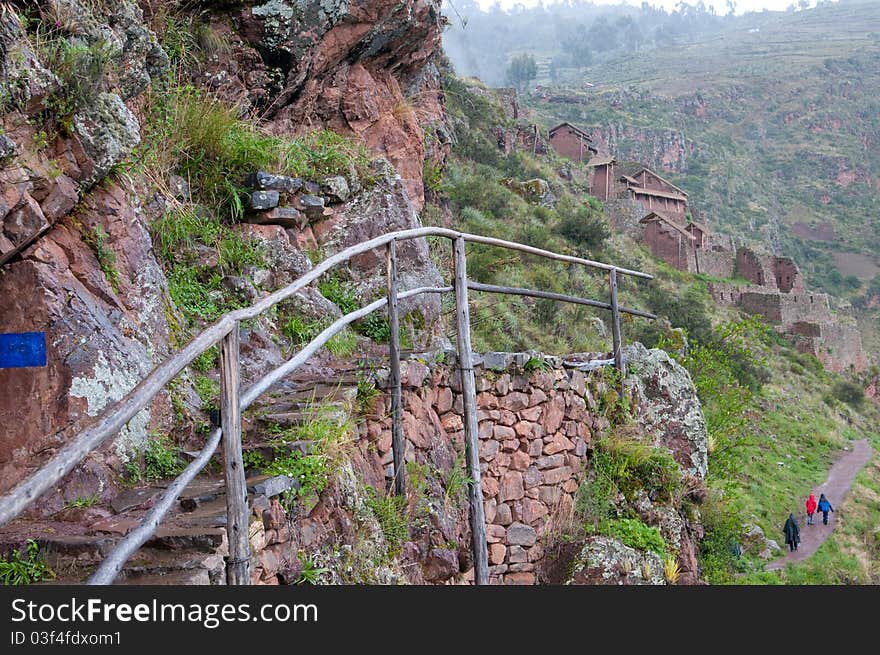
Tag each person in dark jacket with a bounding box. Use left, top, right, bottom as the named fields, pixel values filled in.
left=783, top=512, right=800, bottom=552
left=817, top=493, right=834, bottom=525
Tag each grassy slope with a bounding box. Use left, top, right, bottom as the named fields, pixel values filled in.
left=527, top=0, right=880, bottom=310
left=433, top=69, right=880, bottom=584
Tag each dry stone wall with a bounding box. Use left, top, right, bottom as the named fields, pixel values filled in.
left=220, top=344, right=709, bottom=586
left=365, top=352, right=612, bottom=584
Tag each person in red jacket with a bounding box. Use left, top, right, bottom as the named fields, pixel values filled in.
left=806, top=493, right=817, bottom=525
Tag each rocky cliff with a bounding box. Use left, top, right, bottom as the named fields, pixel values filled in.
left=203, top=0, right=450, bottom=213
left=0, top=0, right=446, bottom=512
left=0, top=1, right=712, bottom=586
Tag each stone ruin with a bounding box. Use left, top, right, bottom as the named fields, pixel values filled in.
left=709, top=246, right=867, bottom=373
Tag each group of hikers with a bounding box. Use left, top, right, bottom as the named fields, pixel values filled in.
left=783, top=493, right=834, bottom=552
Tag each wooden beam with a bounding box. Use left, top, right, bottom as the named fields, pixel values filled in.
left=87, top=426, right=223, bottom=583
left=609, top=268, right=626, bottom=399
left=453, top=237, right=489, bottom=586
left=386, top=241, right=406, bottom=498
left=220, top=325, right=250, bottom=585
left=466, top=281, right=656, bottom=319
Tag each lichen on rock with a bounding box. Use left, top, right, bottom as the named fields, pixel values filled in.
left=624, top=342, right=709, bottom=478
left=567, top=536, right=666, bottom=585
left=72, top=93, right=140, bottom=189
left=68, top=351, right=151, bottom=463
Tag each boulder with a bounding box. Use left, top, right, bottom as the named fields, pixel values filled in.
left=422, top=548, right=459, bottom=582
left=624, top=343, right=709, bottom=478
left=321, top=175, right=350, bottom=203
left=567, top=536, right=665, bottom=585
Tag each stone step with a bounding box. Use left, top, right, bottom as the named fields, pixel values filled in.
left=253, top=383, right=359, bottom=408
left=253, top=405, right=353, bottom=430
left=118, top=547, right=226, bottom=579
left=116, top=567, right=221, bottom=586
left=147, top=526, right=228, bottom=554
left=241, top=440, right=312, bottom=462
left=0, top=533, right=117, bottom=564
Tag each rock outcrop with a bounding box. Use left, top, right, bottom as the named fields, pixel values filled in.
left=0, top=1, right=161, bottom=265
left=0, top=0, right=448, bottom=518
left=0, top=182, right=176, bottom=513
left=624, top=343, right=710, bottom=479
left=231, top=0, right=449, bottom=212
left=566, top=536, right=665, bottom=585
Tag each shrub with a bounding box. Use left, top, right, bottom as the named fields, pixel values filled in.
left=144, top=436, right=184, bottom=481
left=556, top=198, right=611, bottom=251
left=831, top=380, right=864, bottom=408
left=599, top=517, right=666, bottom=555
left=0, top=540, right=54, bottom=585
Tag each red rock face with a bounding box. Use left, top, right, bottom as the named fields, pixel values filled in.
left=237, top=0, right=447, bottom=213
left=0, top=182, right=175, bottom=514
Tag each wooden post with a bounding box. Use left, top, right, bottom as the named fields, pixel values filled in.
left=386, top=240, right=406, bottom=498
left=453, top=236, right=489, bottom=586
left=220, top=325, right=250, bottom=585
left=609, top=268, right=626, bottom=399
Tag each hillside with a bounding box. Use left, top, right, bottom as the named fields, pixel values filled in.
left=514, top=0, right=880, bottom=355
left=0, top=0, right=877, bottom=589
left=429, top=69, right=880, bottom=583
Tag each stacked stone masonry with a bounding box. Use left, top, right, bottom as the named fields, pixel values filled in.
left=365, top=352, right=608, bottom=585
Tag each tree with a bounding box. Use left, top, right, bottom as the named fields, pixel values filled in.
left=505, top=53, right=537, bottom=92
left=587, top=16, right=618, bottom=52
left=561, top=24, right=593, bottom=67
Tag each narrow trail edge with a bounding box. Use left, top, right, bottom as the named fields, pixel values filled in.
left=766, top=438, right=873, bottom=572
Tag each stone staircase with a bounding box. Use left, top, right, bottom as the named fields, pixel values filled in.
left=0, top=375, right=365, bottom=585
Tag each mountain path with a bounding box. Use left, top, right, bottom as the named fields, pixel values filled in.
left=765, top=438, right=873, bottom=571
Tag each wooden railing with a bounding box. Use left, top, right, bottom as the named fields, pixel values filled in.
left=0, top=227, right=654, bottom=586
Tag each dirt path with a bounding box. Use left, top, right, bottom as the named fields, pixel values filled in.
left=765, top=438, right=873, bottom=571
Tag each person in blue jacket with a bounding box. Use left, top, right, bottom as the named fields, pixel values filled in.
left=817, top=493, right=834, bottom=525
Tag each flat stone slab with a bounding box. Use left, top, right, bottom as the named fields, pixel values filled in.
left=246, top=171, right=303, bottom=194
left=111, top=487, right=163, bottom=514
left=247, top=474, right=300, bottom=498
left=249, top=190, right=280, bottom=210
left=244, top=206, right=306, bottom=228
left=89, top=516, right=141, bottom=537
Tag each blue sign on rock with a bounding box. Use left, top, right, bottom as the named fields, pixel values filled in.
left=0, top=332, right=47, bottom=368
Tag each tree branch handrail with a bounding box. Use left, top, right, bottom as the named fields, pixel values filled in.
left=86, top=285, right=452, bottom=584
left=0, top=226, right=653, bottom=586
left=0, top=227, right=650, bottom=529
